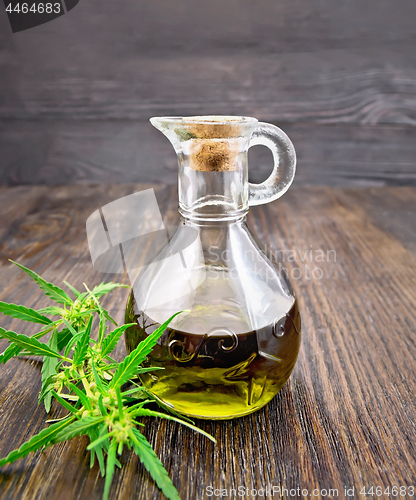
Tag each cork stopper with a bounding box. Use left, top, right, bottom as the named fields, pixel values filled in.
left=187, top=138, right=240, bottom=172
left=185, top=116, right=244, bottom=172
left=150, top=115, right=258, bottom=172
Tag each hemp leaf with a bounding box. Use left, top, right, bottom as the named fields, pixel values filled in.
left=0, top=261, right=215, bottom=500
left=0, top=328, right=64, bottom=359
left=0, top=417, right=76, bottom=467
left=10, top=260, right=72, bottom=305
left=0, top=302, right=52, bottom=325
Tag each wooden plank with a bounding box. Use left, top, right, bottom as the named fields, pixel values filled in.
left=0, top=121, right=415, bottom=187
left=0, top=0, right=416, bottom=125
left=0, top=185, right=415, bottom=499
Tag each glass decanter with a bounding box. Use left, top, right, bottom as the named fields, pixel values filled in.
left=125, top=115, right=301, bottom=419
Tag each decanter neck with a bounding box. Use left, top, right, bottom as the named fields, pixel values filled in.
left=177, top=143, right=250, bottom=222
left=150, top=116, right=258, bottom=222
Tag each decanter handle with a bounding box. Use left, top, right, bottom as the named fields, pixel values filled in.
left=248, top=122, right=297, bottom=206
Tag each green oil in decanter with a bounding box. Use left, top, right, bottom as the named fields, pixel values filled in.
left=124, top=293, right=301, bottom=420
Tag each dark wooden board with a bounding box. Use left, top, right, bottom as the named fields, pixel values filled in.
left=0, top=184, right=415, bottom=499
left=1, top=0, right=416, bottom=125
left=1, top=120, right=415, bottom=187
left=1, top=0, right=416, bottom=186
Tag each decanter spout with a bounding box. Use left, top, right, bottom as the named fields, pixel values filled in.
left=150, top=116, right=257, bottom=160
left=149, top=117, right=184, bottom=154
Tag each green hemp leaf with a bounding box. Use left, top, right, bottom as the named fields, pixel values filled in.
left=0, top=261, right=215, bottom=500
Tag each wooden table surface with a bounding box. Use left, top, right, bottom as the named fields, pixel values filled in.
left=0, top=184, right=415, bottom=500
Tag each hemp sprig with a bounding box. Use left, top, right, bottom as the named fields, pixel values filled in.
left=0, top=261, right=215, bottom=500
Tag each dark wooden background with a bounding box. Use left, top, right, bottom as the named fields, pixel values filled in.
left=1, top=3, right=416, bottom=500
left=0, top=0, right=415, bottom=186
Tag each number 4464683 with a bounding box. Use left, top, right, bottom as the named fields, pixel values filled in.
left=360, top=486, right=414, bottom=496
left=5, top=3, right=61, bottom=14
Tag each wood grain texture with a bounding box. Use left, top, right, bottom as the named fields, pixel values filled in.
left=1, top=0, right=416, bottom=125
left=0, top=184, right=415, bottom=499
left=1, top=0, right=416, bottom=186
left=0, top=120, right=415, bottom=187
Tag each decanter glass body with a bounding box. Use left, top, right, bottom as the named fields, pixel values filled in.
left=125, top=116, right=301, bottom=419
